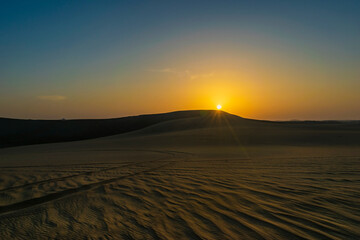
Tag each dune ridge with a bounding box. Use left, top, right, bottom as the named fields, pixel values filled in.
left=1, top=110, right=360, bottom=148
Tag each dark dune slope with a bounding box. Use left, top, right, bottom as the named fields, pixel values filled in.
left=1, top=110, right=360, bottom=148
left=0, top=110, right=209, bottom=148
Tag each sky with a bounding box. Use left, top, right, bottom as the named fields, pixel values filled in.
left=1, top=0, right=359, bottom=120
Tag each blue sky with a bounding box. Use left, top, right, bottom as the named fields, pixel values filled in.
left=1, top=0, right=359, bottom=119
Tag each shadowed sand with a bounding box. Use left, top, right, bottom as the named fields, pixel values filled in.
left=0, top=111, right=359, bottom=239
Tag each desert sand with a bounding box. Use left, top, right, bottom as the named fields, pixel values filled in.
left=0, top=111, right=359, bottom=239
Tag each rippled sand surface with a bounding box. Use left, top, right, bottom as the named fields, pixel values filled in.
left=0, top=145, right=359, bottom=239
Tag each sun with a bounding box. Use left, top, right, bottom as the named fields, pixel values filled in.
left=217, top=104, right=222, bottom=110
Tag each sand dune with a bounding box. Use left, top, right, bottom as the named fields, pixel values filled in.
left=0, top=111, right=359, bottom=239
left=0, top=110, right=204, bottom=148
left=2, top=110, right=360, bottom=148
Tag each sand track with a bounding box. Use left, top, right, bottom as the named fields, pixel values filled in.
left=0, top=162, right=173, bottom=217
left=0, top=149, right=191, bottom=216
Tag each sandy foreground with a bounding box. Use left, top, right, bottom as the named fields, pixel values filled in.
left=0, top=136, right=359, bottom=240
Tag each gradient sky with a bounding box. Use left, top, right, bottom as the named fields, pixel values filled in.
left=1, top=0, right=359, bottom=120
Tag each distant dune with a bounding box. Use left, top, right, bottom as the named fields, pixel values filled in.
left=1, top=110, right=360, bottom=148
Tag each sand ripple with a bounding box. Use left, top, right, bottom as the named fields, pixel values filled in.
left=0, top=151, right=359, bottom=239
